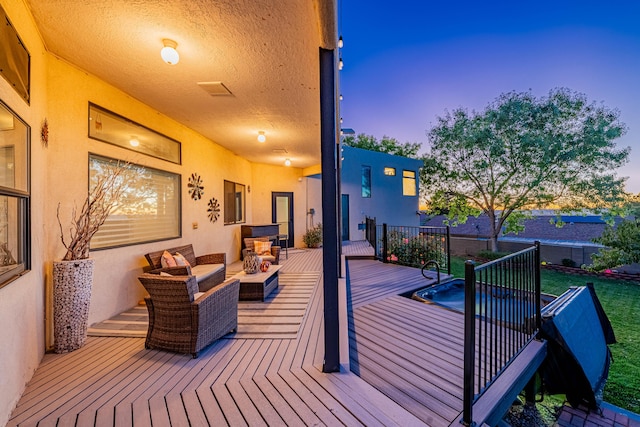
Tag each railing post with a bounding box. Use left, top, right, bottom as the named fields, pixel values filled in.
left=372, top=218, right=377, bottom=258
left=463, top=260, right=476, bottom=426
left=382, top=223, right=388, bottom=263
left=534, top=240, right=541, bottom=331
left=446, top=226, right=451, bottom=275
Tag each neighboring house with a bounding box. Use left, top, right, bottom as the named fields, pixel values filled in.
left=340, top=145, right=423, bottom=241
left=422, top=213, right=624, bottom=265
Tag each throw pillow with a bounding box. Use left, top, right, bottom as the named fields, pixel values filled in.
left=160, top=250, right=177, bottom=268
left=173, top=252, right=192, bottom=267
left=254, top=240, right=272, bottom=256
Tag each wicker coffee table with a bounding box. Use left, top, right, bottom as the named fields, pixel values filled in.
left=232, top=265, right=282, bottom=301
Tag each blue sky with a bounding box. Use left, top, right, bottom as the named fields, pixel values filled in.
left=339, top=1, right=640, bottom=192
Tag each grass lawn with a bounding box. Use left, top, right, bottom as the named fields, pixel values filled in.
left=449, top=256, right=640, bottom=414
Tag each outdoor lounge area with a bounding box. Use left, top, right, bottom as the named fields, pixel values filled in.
left=2, top=1, right=636, bottom=427
left=9, top=243, right=553, bottom=426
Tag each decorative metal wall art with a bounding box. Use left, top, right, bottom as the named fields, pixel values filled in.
left=188, top=173, right=204, bottom=200
left=207, top=197, right=220, bottom=223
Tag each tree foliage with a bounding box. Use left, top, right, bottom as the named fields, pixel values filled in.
left=342, top=133, right=421, bottom=158
left=589, top=194, right=640, bottom=271
left=421, top=88, right=630, bottom=251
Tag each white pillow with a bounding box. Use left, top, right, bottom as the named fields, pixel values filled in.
left=173, top=252, right=191, bottom=267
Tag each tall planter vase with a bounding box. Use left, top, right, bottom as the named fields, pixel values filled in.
left=53, top=259, right=94, bottom=353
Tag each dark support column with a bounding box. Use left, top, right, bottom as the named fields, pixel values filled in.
left=524, top=374, right=537, bottom=405
left=319, top=47, right=340, bottom=373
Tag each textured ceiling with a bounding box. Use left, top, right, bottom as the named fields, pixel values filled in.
left=26, top=0, right=337, bottom=168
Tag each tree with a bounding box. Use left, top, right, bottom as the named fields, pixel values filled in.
left=342, top=133, right=421, bottom=158
left=589, top=193, right=640, bottom=271
left=421, top=88, right=630, bottom=251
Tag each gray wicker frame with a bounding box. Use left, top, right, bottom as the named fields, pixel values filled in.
left=145, top=244, right=226, bottom=292
left=138, top=273, right=240, bottom=358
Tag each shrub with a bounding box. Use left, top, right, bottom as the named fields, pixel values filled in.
left=383, top=229, right=447, bottom=268
left=561, top=258, right=577, bottom=268
left=477, top=250, right=511, bottom=261
left=303, top=223, right=322, bottom=248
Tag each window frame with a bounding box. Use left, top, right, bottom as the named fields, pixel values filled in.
left=88, top=154, right=182, bottom=251
left=224, top=180, right=246, bottom=225
left=402, top=169, right=417, bottom=196
left=361, top=165, right=371, bottom=198
left=0, top=99, right=30, bottom=289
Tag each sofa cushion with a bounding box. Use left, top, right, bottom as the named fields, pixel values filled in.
left=161, top=250, right=177, bottom=268
left=254, top=240, right=272, bottom=256
left=190, top=263, right=224, bottom=283
left=258, top=254, right=276, bottom=263
left=173, top=252, right=192, bottom=267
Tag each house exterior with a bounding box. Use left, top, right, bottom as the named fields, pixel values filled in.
left=0, top=1, right=339, bottom=423
left=340, top=145, right=422, bottom=240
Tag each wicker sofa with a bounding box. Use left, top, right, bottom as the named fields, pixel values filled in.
left=144, top=244, right=226, bottom=292
left=137, top=273, right=240, bottom=357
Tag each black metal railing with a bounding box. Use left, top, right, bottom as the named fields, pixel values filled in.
left=374, top=223, right=451, bottom=275
left=462, top=241, right=541, bottom=426
left=365, top=216, right=377, bottom=250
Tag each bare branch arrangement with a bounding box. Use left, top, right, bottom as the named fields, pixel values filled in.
left=57, top=160, right=132, bottom=261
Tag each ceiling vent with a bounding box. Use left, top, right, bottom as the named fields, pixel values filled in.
left=272, top=148, right=288, bottom=154
left=197, top=81, right=233, bottom=96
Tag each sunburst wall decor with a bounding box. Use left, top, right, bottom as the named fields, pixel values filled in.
left=207, top=197, right=220, bottom=223
left=188, top=173, right=204, bottom=200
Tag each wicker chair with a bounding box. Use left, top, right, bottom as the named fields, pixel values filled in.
left=242, top=237, right=281, bottom=264
left=137, top=273, right=240, bottom=358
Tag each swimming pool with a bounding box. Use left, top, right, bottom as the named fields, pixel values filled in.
left=411, top=278, right=551, bottom=324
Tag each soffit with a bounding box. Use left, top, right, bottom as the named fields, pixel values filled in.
left=26, top=0, right=336, bottom=168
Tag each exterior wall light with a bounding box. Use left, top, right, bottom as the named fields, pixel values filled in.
left=161, top=39, right=179, bottom=65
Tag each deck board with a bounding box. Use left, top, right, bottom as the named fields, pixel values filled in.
left=9, top=244, right=538, bottom=427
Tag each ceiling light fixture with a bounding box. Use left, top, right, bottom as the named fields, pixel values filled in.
left=129, top=137, right=140, bottom=147
left=284, top=158, right=291, bottom=167
left=161, top=39, right=179, bottom=65
left=257, top=131, right=266, bottom=143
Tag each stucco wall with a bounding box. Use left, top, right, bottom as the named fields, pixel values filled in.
left=0, top=0, right=48, bottom=423
left=340, top=146, right=421, bottom=240
left=43, top=56, right=256, bottom=336
left=249, top=163, right=322, bottom=249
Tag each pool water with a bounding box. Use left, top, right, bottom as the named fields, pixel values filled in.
left=411, top=278, right=539, bottom=323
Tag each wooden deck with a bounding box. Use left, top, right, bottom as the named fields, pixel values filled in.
left=9, top=243, right=544, bottom=426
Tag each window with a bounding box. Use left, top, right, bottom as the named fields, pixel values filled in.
left=224, top=180, right=246, bottom=224
left=0, top=99, right=30, bottom=289
left=361, top=166, right=371, bottom=198
left=403, top=170, right=417, bottom=196
left=90, top=155, right=181, bottom=249
left=384, top=167, right=396, bottom=176
left=88, top=103, right=181, bottom=164
left=0, top=5, right=31, bottom=103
